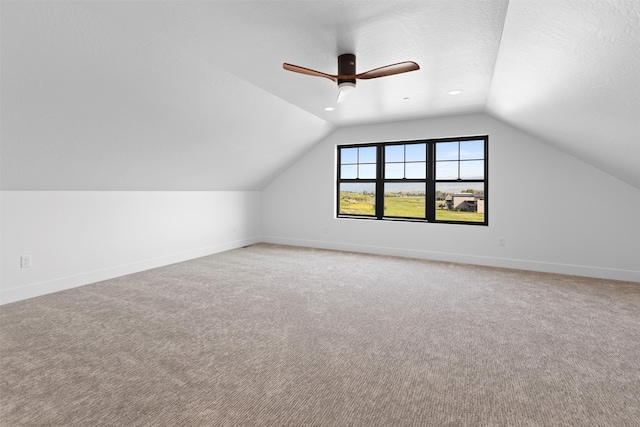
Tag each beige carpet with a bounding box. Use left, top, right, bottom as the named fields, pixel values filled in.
left=1, top=243, right=639, bottom=426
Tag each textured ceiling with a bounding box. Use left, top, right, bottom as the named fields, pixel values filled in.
left=1, top=0, right=638, bottom=190
left=487, top=0, right=640, bottom=189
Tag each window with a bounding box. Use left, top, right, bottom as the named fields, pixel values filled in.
left=337, top=136, right=488, bottom=225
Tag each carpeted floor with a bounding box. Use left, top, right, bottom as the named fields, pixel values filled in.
left=1, top=243, right=639, bottom=426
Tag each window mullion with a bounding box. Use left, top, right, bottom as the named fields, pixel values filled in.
left=376, top=144, right=384, bottom=219
left=426, top=142, right=435, bottom=222
left=457, top=141, right=461, bottom=181
left=403, top=145, right=407, bottom=179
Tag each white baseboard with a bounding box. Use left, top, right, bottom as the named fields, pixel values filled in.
left=4, top=234, right=637, bottom=305
left=262, top=236, right=640, bottom=283
left=0, top=236, right=261, bottom=305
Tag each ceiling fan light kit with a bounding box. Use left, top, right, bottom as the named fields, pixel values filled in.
left=337, top=82, right=356, bottom=103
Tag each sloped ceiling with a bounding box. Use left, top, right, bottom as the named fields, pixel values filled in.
left=487, top=0, right=640, bottom=189
left=1, top=0, right=638, bottom=190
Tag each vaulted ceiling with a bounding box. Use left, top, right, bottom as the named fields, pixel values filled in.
left=1, top=0, right=638, bottom=190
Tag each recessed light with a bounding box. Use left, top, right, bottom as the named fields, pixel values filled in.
left=403, top=97, right=411, bottom=101
left=448, top=90, right=463, bottom=95
left=324, top=107, right=335, bottom=111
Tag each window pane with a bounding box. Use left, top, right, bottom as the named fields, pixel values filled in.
left=339, top=183, right=376, bottom=216
left=341, top=164, right=357, bottom=179
left=359, top=163, right=376, bottom=179
left=435, top=182, right=484, bottom=223
left=436, top=142, right=458, bottom=161
left=405, top=143, right=426, bottom=161
left=436, top=161, right=458, bottom=180
left=385, top=145, right=404, bottom=162
left=359, top=146, right=377, bottom=163
left=459, top=160, right=484, bottom=179
left=341, top=147, right=358, bottom=164
left=385, top=163, right=404, bottom=179
left=340, top=165, right=358, bottom=179
left=459, top=140, right=484, bottom=160
left=384, top=183, right=426, bottom=218
left=406, top=162, right=426, bottom=179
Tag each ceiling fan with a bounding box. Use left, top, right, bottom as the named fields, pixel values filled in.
left=283, top=54, right=419, bottom=103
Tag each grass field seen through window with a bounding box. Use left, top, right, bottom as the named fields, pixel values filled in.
left=339, top=191, right=484, bottom=222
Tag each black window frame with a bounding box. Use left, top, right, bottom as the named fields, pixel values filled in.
left=336, top=135, right=488, bottom=226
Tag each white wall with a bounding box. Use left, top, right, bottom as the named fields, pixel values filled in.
left=2, top=113, right=637, bottom=306
left=0, top=191, right=261, bottom=304
left=261, top=113, right=640, bottom=282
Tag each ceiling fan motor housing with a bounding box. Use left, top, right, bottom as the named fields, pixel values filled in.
left=338, top=54, right=356, bottom=87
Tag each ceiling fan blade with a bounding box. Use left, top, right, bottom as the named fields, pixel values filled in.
left=283, top=63, right=337, bottom=82
left=355, top=61, right=420, bottom=80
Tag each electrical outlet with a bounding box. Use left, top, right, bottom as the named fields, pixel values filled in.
left=324, top=227, right=329, bottom=234
left=20, top=255, right=32, bottom=268
left=498, top=237, right=505, bottom=246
